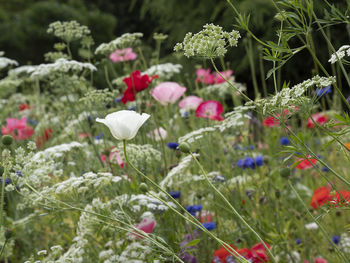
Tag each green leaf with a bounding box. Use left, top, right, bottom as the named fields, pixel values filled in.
left=186, top=239, right=201, bottom=247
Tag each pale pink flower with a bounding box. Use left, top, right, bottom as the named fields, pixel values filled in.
left=196, top=100, right=224, bottom=121
left=1, top=117, right=34, bottom=140
left=214, top=69, right=233, bottom=84
left=195, top=69, right=214, bottom=84
left=100, top=147, right=124, bottom=168
left=151, top=82, right=186, bottom=105
left=147, top=127, right=167, bottom=141
left=109, top=48, right=137, bottom=63
left=178, top=96, right=203, bottom=110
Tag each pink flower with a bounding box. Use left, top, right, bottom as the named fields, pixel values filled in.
left=151, top=82, right=186, bottom=105
left=196, top=100, right=224, bottom=121
left=100, top=147, right=124, bottom=168
left=214, top=70, right=233, bottom=84
left=147, top=127, right=167, bottom=141
left=195, top=69, right=214, bottom=85
left=1, top=117, right=34, bottom=140
left=314, top=258, right=328, bottom=263
left=178, top=96, right=203, bottom=110
left=130, top=216, right=156, bottom=239
left=109, top=48, right=137, bottom=63
left=307, top=113, right=328, bottom=128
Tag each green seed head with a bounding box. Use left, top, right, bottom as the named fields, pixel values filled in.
left=139, top=183, right=148, bottom=193
left=280, top=167, right=291, bottom=178
left=2, top=135, right=13, bottom=146
left=178, top=142, right=191, bottom=154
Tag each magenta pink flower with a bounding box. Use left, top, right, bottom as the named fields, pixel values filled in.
left=214, top=69, right=233, bottom=84
left=195, top=69, right=214, bottom=85
left=151, top=82, right=186, bottom=105
left=100, top=147, right=124, bottom=168
left=196, top=100, right=224, bottom=121
left=1, top=117, right=34, bottom=140
left=178, top=96, right=203, bottom=110
left=109, top=48, right=137, bottom=63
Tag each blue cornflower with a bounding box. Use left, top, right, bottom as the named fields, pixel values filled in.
left=237, top=159, right=244, bottom=168
left=202, top=222, right=216, bottom=231
left=254, top=156, right=264, bottom=167
left=95, top=132, right=104, bottom=140
left=243, top=157, right=255, bottom=169
left=186, top=205, right=202, bottom=215
left=169, top=191, right=181, bottom=199
left=296, top=238, right=301, bottom=245
left=0, top=178, right=11, bottom=186
left=322, top=167, right=329, bottom=172
left=280, top=137, right=290, bottom=146
left=28, top=119, right=38, bottom=126
left=128, top=106, right=136, bottom=111
left=182, top=111, right=189, bottom=118
left=114, top=96, right=122, bottom=103
left=167, top=142, right=179, bottom=150
left=16, top=171, right=22, bottom=177
left=214, top=175, right=226, bottom=182
left=316, top=85, right=332, bottom=97
left=332, top=235, right=340, bottom=244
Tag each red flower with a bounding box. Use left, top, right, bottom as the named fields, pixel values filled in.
left=310, top=186, right=333, bottom=209
left=19, top=103, right=31, bottom=111
left=307, top=113, right=328, bottom=129
left=262, top=116, right=280, bottom=127
left=121, top=70, right=158, bottom=104
left=334, top=190, right=350, bottom=207
left=196, top=100, right=224, bottom=121
left=212, top=244, right=237, bottom=263
left=36, top=128, right=53, bottom=148
left=251, top=242, right=271, bottom=263
left=296, top=156, right=317, bottom=169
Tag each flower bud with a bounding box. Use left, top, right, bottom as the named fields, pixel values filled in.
left=178, top=142, right=191, bottom=153
left=280, top=167, right=291, bottom=178
left=139, top=183, right=148, bottom=193
left=2, top=135, right=13, bottom=146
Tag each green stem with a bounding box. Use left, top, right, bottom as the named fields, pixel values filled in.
left=123, top=140, right=250, bottom=263
left=210, top=58, right=252, bottom=102
left=288, top=180, right=349, bottom=262
left=104, top=64, right=114, bottom=91
left=189, top=153, right=278, bottom=263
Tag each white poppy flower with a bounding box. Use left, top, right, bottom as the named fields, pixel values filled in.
left=96, top=110, right=150, bottom=140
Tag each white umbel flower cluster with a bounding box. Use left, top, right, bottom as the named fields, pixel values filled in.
left=95, top=33, right=143, bottom=55
left=143, top=63, right=182, bottom=80
left=178, top=127, right=217, bottom=144
left=216, top=105, right=253, bottom=132
left=8, top=65, right=38, bottom=77
left=0, top=54, right=19, bottom=70
left=30, top=58, right=96, bottom=79
left=47, top=20, right=90, bottom=42
left=328, top=45, right=350, bottom=64
left=252, top=75, right=336, bottom=115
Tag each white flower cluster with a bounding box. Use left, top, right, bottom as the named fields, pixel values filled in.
left=216, top=105, right=254, bottom=132
left=252, top=75, right=336, bottom=115
left=0, top=77, right=22, bottom=90
left=30, top=58, right=96, bottom=79
left=174, top=23, right=241, bottom=58
left=47, top=21, right=90, bottom=42
left=328, top=45, right=350, bottom=64
left=202, top=77, right=246, bottom=98
left=8, top=65, right=38, bottom=77
left=112, top=63, right=182, bottom=85
left=178, top=127, right=217, bottom=144
left=116, top=241, right=152, bottom=263
left=143, top=63, right=182, bottom=80
left=0, top=56, right=19, bottom=70
left=32, top=142, right=84, bottom=162
left=340, top=233, right=350, bottom=254
left=95, top=33, right=143, bottom=55
left=118, top=143, right=161, bottom=173
left=160, top=154, right=199, bottom=188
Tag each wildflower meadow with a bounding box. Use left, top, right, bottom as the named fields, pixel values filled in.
left=0, top=0, right=350, bottom=262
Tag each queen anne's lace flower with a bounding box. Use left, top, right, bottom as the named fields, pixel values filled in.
left=47, top=21, right=90, bottom=42
left=328, top=45, right=350, bottom=64
left=95, top=33, right=143, bottom=55
left=174, top=23, right=241, bottom=58
left=0, top=55, right=18, bottom=70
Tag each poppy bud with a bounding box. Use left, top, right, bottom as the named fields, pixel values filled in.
left=280, top=167, right=291, bottom=178
left=139, top=183, right=148, bottom=193
left=2, top=135, right=13, bottom=146
left=178, top=142, right=191, bottom=153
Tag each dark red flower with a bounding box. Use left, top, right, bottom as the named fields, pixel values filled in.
left=36, top=128, right=53, bottom=148
left=19, top=103, right=31, bottom=111
left=121, top=70, right=158, bottom=104
left=212, top=244, right=236, bottom=263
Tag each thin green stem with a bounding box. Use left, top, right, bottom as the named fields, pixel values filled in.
left=190, top=153, right=278, bottom=263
